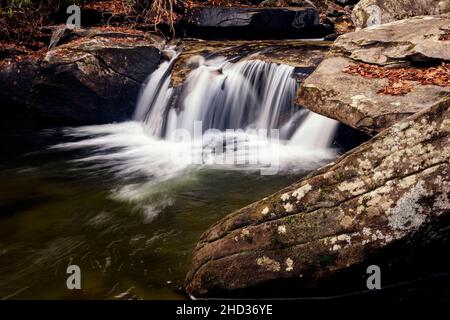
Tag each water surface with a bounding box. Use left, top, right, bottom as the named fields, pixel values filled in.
left=0, top=119, right=332, bottom=299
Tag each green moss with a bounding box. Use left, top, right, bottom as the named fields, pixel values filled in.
left=269, top=234, right=284, bottom=249
left=318, top=253, right=338, bottom=267
left=318, top=186, right=333, bottom=201
left=362, top=194, right=372, bottom=207
left=284, top=215, right=297, bottom=227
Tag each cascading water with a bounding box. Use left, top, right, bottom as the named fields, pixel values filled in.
left=134, top=49, right=338, bottom=148
left=53, top=48, right=339, bottom=200
left=8, top=45, right=345, bottom=300
left=134, top=49, right=180, bottom=137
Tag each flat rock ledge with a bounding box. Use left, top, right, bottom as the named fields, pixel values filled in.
left=352, top=0, right=450, bottom=29
left=185, top=98, right=450, bottom=298
left=296, top=14, right=450, bottom=135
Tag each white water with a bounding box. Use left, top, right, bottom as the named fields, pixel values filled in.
left=134, top=49, right=179, bottom=136
left=135, top=54, right=302, bottom=139
left=53, top=50, right=339, bottom=206
left=290, top=112, right=339, bottom=148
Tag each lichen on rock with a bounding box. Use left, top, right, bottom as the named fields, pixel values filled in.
left=185, top=99, right=450, bottom=298
left=256, top=256, right=281, bottom=272
left=387, top=181, right=430, bottom=231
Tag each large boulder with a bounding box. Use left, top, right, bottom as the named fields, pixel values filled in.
left=352, top=0, right=450, bottom=29
left=28, top=27, right=164, bottom=124
left=185, top=98, right=450, bottom=298
left=296, top=15, right=450, bottom=135
left=181, top=6, right=332, bottom=39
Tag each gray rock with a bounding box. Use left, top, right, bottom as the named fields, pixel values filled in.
left=352, top=0, right=450, bottom=29
left=336, top=14, right=450, bottom=65
left=297, top=15, right=450, bottom=135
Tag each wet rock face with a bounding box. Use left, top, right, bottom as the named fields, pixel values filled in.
left=28, top=27, right=164, bottom=124
left=185, top=99, right=450, bottom=298
left=182, top=6, right=332, bottom=39
left=352, top=0, right=450, bottom=29
left=296, top=15, right=450, bottom=135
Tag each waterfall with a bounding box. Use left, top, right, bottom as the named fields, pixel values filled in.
left=54, top=49, right=340, bottom=193
left=289, top=112, right=339, bottom=149
left=135, top=52, right=338, bottom=149
left=133, top=49, right=180, bottom=137
left=50, top=48, right=341, bottom=225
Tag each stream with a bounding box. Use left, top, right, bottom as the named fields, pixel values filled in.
left=0, top=119, right=336, bottom=299
left=0, top=41, right=341, bottom=299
